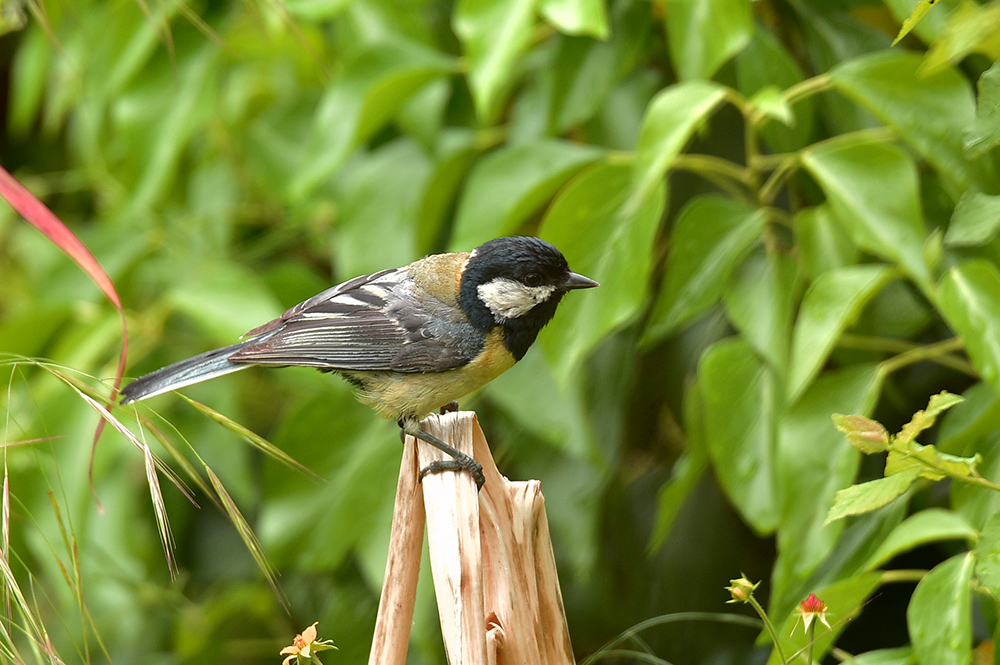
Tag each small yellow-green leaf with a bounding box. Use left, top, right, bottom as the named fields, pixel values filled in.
left=826, top=468, right=920, bottom=524
left=892, top=0, right=942, bottom=46
left=897, top=391, right=964, bottom=444
left=886, top=441, right=980, bottom=481
left=750, top=86, right=794, bottom=126
left=923, top=1, right=1000, bottom=74
left=833, top=414, right=890, bottom=454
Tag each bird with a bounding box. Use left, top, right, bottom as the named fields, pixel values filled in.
left=120, top=236, right=598, bottom=488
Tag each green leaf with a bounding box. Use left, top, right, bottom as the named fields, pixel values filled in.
left=450, top=140, right=604, bottom=250
left=290, top=41, right=455, bottom=199
left=749, top=86, right=792, bottom=126
left=938, top=260, right=1000, bottom=395
left=826, top=468, right=921, bottom=524
left=833, top=414, right=889, bottom=454
left=8, top=27, right=52, bottom=138
left=938, top=382, right=1000, bottom=455
left=651, top=375, right=709, bottom=550
left=923, top=2, right=1000, bottom=74
left=863, top=509, right=977, bottom=572
left=539, top=0, right=609, bottom=38
left=966, top=62, right=1000, bottom=159
left=626, top=80, right=727, bottom=215
left=907, top=553, right=974, bottom=665
left=700, top=338, right=778, bottom=534
left=735, top=28, right=814, bottom=153
left=663, top=0, right=753, bottom=81
left=549, top=1, right=652, bottom=132
left=787, top=265, right=894, bottom=403
left=454, top=0, right=536, bottom=123
left=830, top=51, right=994, bottom=195
left=794, top=204, right=860, bottom=279
left=776, top=364, right=882, bottom=595
left=885, top=441, right=980, bottom=482
left=944, top=191, right=1000, bottom=247
left=416, top=130, right=483, bottom=254
left=262, top=422, right=400, bottom=570
left=768, top=572, right=883, bottom=665
left=884, top=0, right=954, bottom=44
left=802, top=139, right=931, bottom=293
left=897, top=392, right=964, bottom=445
left=334, top=138, right=431, bottom=277
left=722, top=249, right=800, bottom=376
left=540, top=162, right=665, bottom=378
left=283, top=0, right=355, bottom=20
left=952, top=432, right=1000, bottom=529
left=483, top=348, right=590, bottom=456
left=974, top=512, right=1000, bottom=598
left=126, top=47, right=221, bottom=212
left=849, top=647, right=916, bottom=665
left=168, top=262, right=283, bottom=345
left=891, top=0, right=941, bottom=45
left=646, top=195, right=765, bottom=340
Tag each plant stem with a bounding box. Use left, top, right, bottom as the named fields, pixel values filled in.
left=879, top=337, right=971, bottom=377
left=747, top=595, right=789, bottom=665
left=880, top=569, right=927, bottom=584
left=672, top=154, right=753, bottom=200
left=672, top=154, right=754, bottom=186
left=758, top=156, right=800, bottom=206
left=964, top=474, right=1000, bottom=493
left=784, top=74, right=833, bottom=106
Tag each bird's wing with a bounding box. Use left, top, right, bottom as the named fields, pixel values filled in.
left=229, top=267, right=479, bottom=373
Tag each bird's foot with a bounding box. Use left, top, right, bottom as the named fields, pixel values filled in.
left=418, top=455, right=485, bottom=490
left=439, top=401, right=460, bottom=414
left=399, top=418, right=484, bottom=490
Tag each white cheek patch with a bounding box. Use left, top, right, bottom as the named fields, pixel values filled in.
left=477, top=278, right=557, bottom=321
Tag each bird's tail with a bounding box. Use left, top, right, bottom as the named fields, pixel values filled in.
left=120, top=336, right=267, bottom=404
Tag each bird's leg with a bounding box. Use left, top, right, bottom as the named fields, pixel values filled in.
left=398, top=417, right=485, bottom=490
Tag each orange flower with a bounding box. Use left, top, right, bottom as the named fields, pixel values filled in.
left=280, top=622, right=336, bottom=665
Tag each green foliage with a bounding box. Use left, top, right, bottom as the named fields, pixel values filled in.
left=3, top=0, right=1000, bottom=664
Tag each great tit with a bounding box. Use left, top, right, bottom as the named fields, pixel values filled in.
left=121, top=236, right=597, bottom=487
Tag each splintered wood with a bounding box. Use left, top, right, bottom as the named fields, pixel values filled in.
left=367, top=411, right=574, bottom=665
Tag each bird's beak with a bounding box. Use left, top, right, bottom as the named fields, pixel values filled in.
left=564, top=271, right=599, bottom=290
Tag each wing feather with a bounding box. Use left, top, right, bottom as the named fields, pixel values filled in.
left=229, top=267, right=480, bottom=372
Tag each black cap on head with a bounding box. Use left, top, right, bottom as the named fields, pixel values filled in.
left=468, top=236, right=569, bottom=283
left=459, top=236, right=596, bottom=359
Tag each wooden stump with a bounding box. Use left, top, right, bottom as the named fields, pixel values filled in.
left=367, top=411, right=575, bottom=665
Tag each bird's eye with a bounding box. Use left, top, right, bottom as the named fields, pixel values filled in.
left=524, top=273, right=542, bottom=287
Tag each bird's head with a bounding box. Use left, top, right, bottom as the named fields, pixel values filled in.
left=459, top=236, right=598, bottom=359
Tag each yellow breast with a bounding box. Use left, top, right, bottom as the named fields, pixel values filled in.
left=351, top=329, right=515, bottom=419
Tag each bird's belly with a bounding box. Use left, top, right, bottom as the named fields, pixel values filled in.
left=345, top=331, right=516, bottom=419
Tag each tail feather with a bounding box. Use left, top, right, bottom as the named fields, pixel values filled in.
left=120, top=336, right=268, bottom=404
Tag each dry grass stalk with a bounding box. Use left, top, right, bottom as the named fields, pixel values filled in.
left=368, top=411, right=574, bottom=665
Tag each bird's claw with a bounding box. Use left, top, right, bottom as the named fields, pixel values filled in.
left=418, top=457, right=485, bottom=490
